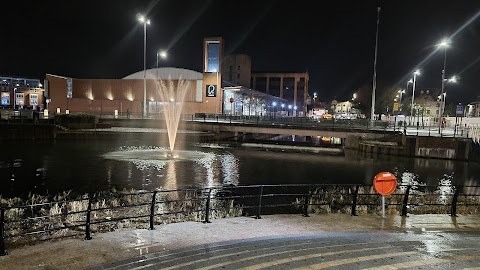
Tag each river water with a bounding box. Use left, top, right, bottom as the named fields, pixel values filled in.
left=1, top=136, right=479, bottom=199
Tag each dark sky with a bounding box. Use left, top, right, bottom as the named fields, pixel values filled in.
left=2, top=0, right=480, bottom=104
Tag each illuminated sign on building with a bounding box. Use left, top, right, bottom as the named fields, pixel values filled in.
left=1, top=92, right=10, bottom=105
left=67, top=78, right=72, bottom=98
left=206, top=85, right=217, bottom=97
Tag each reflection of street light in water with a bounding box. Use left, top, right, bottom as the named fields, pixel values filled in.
left=272, top=101, right=277, bottom=119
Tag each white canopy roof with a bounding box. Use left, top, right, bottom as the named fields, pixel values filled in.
left=122, top=67, right=203, bottom=80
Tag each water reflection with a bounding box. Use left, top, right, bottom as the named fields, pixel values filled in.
left=0, top=141, right=479, bottom=199
left=102, top=146, right=232, bottom=191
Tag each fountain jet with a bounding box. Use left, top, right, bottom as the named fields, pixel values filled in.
left=156, top=76, right=190, bottom=152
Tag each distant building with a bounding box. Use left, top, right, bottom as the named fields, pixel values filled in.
left=466, top=96, right=480, bottom=117
left=414, top=89, right=440, bottom=117
left=0, top=76, right=44, bottom=110
left=223, top=54, right=309, bottom=116
left=334, top=101, right=353, bottom=114
left=45, top=37, right=292, bottom=117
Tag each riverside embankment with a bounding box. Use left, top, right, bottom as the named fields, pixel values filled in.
left=2, top=117, right=480, bottom=162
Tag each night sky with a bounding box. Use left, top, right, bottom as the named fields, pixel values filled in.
left=2, top=0, right=480, bottom=104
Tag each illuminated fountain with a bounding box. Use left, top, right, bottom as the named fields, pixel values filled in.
left=156, top=76, right=190, bottom=155
left=102, top=74, right=239, bottom=188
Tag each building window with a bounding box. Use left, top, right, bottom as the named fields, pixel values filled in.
left=1, top=92, right=10, bottom=105
left=30, top=93, right=38, bottom=106
left=205, top=41, right=220, bottom=72
left=237, top=73, right=240, bottom=79
left=237, top=66, right=240, bottom=71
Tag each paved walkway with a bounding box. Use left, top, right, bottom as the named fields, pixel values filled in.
left=1, top=214, right=480, bottom=270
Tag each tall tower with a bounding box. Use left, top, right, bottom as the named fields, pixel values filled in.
left=202, top=37, right=224, bottom=114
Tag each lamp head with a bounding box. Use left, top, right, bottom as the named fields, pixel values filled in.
left=438, top=39, right=450, bottom=47
left=158, top=51, right=167, bottom=59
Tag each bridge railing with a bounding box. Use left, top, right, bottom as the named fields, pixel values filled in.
left=1, top=183, right=480, bottom=256
left=187, top=114, right=476, bottom=138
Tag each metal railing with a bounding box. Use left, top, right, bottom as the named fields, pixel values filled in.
left=186, top=114, right=473, bottom=138
left=1, top=183, right=480, bottom=256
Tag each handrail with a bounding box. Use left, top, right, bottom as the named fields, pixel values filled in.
left=1, top=183, right=480, bottom=256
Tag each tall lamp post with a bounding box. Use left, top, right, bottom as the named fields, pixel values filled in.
left=137, top=14, right=150, bottom=118
left=438, top=39, right=450, bottom=134
left=410, top=70, right=420, bottom=123
left=397, top=89, right=405, bottom=112
left=156, top=50, right=167, bottom=118
left=371, top=6, right=381, bottom=122
left=440, top=76, right=457, bottom=118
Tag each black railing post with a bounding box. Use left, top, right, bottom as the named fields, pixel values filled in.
left=256, top=185, right=264, bottom=219
left=401, top=185, right=411, bottom=217
left=203, top=188, right=212, bottom=223
left=1, top=208, right=7, bottom=256
left=149, top=190, right=158, bottom=230
left=85, top=194, right=93, bottom=240
left=303, top=188, right=310, bottom=217
left=351, top=185, right=360, bottom=216
left=450, top=186, right=462, bottom=217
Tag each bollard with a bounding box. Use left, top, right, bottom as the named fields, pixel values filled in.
left=450, top=186, right=462, bottom=217
left=85, top=194, right=93, bottom=240
left=256, top=186, right=264, bottom=219
left=203, top=189, right=212, bottom=223
left=351, top=185, right=360, bottom=216
left=1, top=208, right=7, bottom=256
left=149, top=190, right=158, bottom=230
left=302, top=188, right=310, bottom=217
left=401, top=186, right=411, bottom=217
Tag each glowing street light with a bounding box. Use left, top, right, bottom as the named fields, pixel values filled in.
left=155, top=50, right=167, bottom=118
left=438, top=38, right=450, bottom=133
left=410, top=69, right=421, bottom=118
left=440, top=75, right=458, bottom=120
left=137, top=14, right=151, bottom=118
left=448, top=75, right=457, bottom=83
left=397, top=89, right=405, bottom=112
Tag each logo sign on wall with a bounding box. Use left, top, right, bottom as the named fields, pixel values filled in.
left=66, top=78, right=73, bottom=98
left=206, top=85, right=217, bottom=97
left=456, top=104, right=464, bottom=115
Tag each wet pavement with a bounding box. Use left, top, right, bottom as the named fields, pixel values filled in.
left=1, top=213, right=480, bottom=270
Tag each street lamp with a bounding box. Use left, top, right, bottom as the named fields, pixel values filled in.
left=440, top=75, right=457, bottom=118
left=398, top=89, right=405, bottom=112
left=137, top=14, right=151, bottom=118
left=371, top=6, right=381, bottom=122
left=155, top=50, right=167, bottom=118
left=438, top=38, right=450, bottom=133
left=410, top=70, right=420, bottom=120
